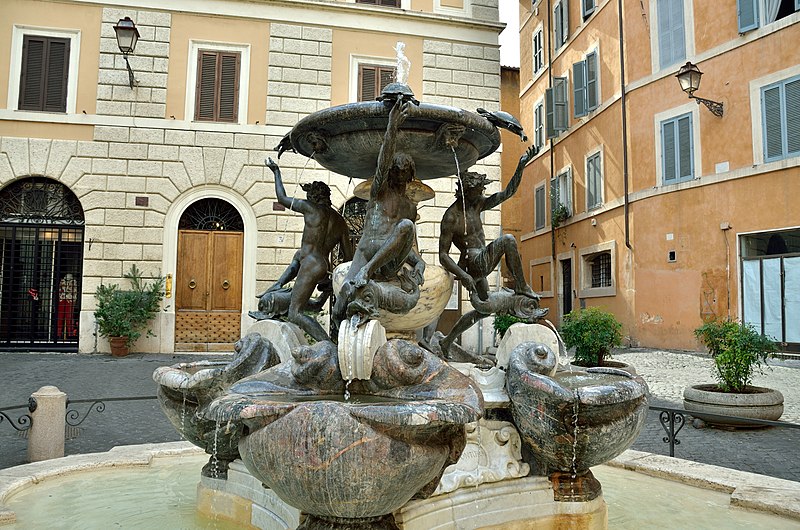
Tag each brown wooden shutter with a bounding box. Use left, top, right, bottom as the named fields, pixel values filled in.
left=19, top=35, right=69, bottom=112
left=195, top=50, right=240, bottom=122
left=358, top=64, right=396, bottom=101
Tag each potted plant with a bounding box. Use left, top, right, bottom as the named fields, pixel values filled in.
left=684, top=319, right=782, bottom=426
left=560, top=306, right=633, bottom=372
left=94, top=265, right=165, bottom=356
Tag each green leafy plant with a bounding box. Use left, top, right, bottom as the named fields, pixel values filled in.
left=561, top=306, right=622, bottom=366
left=493, top=313, right=524, bottom=340
left=94, top=265, right=165, bottom=346
left=551, top=203, right=570, bottom=228
left=694, top=320, right=777, bottom=392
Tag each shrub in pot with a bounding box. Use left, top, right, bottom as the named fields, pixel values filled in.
left=685, top=319, right=782, bottom=426
left=560, top=307, right=623, bottom=368
left=94, top=265, right=165, bottom=356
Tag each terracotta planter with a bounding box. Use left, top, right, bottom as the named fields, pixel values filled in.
left=109, top=336, right=129, bottom=357
left=683, top=384, right=784, bottom=427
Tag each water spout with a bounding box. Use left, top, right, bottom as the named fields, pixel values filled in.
left=394, top=42, right=411, bottom=85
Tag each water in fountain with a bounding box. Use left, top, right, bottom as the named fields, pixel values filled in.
left=571, top=389, right=580, bottom=479
left=451, top=146, right=467, bottom=235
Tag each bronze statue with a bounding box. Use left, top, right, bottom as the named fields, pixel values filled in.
left=436, top=145, right=542, bottom=357
left=332, top=97, right=425, bottom=325
left=262, top=158, right=352, bottom=342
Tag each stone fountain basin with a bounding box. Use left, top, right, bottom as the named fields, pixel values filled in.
left=288, top=100, right=500, bottom=180
left=508, top=366, right=649, bottom=474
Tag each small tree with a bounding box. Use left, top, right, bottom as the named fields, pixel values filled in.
left=561, top=306, right=622, bottom=367
left=694, top=320, right=777, bottom=392
left=95, top=265, right=165, bottom=346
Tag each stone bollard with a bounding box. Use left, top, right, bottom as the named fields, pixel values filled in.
left=27, top=386, right=67, bottom=462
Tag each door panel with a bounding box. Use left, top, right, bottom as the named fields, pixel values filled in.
left=210, top=231, right=243, bottom=311
left=177, top=231, right=209, bottom=311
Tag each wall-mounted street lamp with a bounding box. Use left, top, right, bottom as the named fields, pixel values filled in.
left=675, top=61, right=724, bottom=117
left=113, top=17, right=140, bottom=89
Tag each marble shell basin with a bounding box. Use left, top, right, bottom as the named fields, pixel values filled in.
left=206, top=339, right=483, bottom=520
left=332, top=262, right=453, bottom=333
left=288, top=100, right=500, bottom=180
left=506, top=345, right=649, bottom=474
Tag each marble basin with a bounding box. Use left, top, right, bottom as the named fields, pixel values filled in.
left=505, top=342, right=649, bottom=475
left=152, top=333, right=280, bottom=476
left=287, top=100, right=500, bottom=180
left=206, top=339, right=482, bottom=526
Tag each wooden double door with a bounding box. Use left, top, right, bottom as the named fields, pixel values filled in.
left=175, top=229, right=243, bottom=351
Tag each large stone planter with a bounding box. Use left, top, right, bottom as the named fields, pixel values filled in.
left=683, top=384, right=784, bottom=427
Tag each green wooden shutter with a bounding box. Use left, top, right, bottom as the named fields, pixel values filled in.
left=554, top=3, right=563, bottom=49
left=535, top=103, right=544, bottom=148
left=587, top=153, right=600, bottom=209
left=535, top=186, right=546, bottom=230
left=582, top=0, right=595, bottom=19
left=677, top=114, right=693, bottom=180
left=662, top=119, right=677, bottom=183
left=658, top=0, right=686, bottom=69
left=762, top=85, right=783, bottom=161
left=785, top=78, right=800, bottom=156
left=737, top=0, right=759, bottom=33
left=546, top=87, right=556, bottom=138
left=561, top=0, right=570, bottom=46
left=554, top=77, right=568, bottom=132
left=573, top=60, right=587, bottom=118
left=586, top=51, right=598, bottom=110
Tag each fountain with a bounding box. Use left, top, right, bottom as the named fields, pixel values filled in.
left=149, top=44, right=649, bottom=529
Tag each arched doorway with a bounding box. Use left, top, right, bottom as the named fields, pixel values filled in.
left=0, top=177, right=84, bottom=350
left=175, top=198, right=244, bottom=352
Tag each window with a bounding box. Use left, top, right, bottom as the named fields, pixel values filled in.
left=194, top=50, right=241, bottom=122
left=356, top=0, right=401, bottom=6
left=534, top=101, right=545, bottom=149
left=586, top=151, right=603, bottom=210
left=582, top=0, right=596, bottom=20
left=573, top=50, right=599, bottom=118
left=590, top=253, right=611, bottom=288
left=551, top=167, right=572, bottom=217
left=761, top=74, right=800, bottom=162
left=533, top=28, right=544, bottom=75
left=656, top=0, right=686, bottom=70
left=17, top=35, right=70, bottom=113
left=358, top=64, right=395, bottom=102
left=661, top=112, right=694, bottom=184
left=546, top=76, right=568, bottom=138
left=738, top=0, right=799, bottom=33
left=554, top=0, right=570, bottom=51
left=535, top=184, right=546, bottom=230
left=579, top=241, right=616, bottom=297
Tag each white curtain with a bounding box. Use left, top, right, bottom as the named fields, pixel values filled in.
left=763, top=258, right=782, bottom=341
left=742, top=260, right=761, bottom=331
left=764, top=0, right=781, bottom=23
left=786, top=257, right=800, bottom=343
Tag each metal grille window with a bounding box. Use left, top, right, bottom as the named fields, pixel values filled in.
left=591, top=252, right=612, bottom=288
left=18, top=35, right=70, bottom=112
left=179, top=198, right=244, bottom=231
left=358, top=64, right=396, bottom=101
left=194, top=50, right=240, bottom=123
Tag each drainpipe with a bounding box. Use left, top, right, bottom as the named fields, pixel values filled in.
left=547, top=0, right=557, bottom=262
left=618, top=0, right=632, bottom=251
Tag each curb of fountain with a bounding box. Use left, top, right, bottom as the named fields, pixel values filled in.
left=0, top=441, right=202, bottom=525
left=608, top=449, right=800, bottom=521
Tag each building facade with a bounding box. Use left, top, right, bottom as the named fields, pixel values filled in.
left=511, top=0, right=800, bottom=350
left=0, top=0, right=505, bottom=353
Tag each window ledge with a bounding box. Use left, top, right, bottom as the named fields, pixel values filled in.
left=578, top=286, right=615, bottom=298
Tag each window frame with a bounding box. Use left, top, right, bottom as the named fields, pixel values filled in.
left=578, top=240, right=616, bottom=298
left=185, top=40, right=250, bottom=126
left=8, top=25, right=80, bottom=115
left=650, top=0, right=695, bottom=74
left=532, top=25, right=544, bottom=76
left=357, top=63, right=396, bottom=102
left=534, top=183, right=547, bottom=231
left=582, top=0, right=596, bottom=20
left=534, top=98, right=545, bottom=149
left=349, top=55, right=396, bottom=103
left=572, top=48, right=600, bottom=119
left=750, top=66, right=800, bottom=165
left=546, top=75, right=569, bottom=138
left=553, top=0, right=570, bottom=52
left=551, top=166, right=573, bottom=217
left=738, top=0, right=800, bottom=33
left=585, top=148, right=603, bottom=210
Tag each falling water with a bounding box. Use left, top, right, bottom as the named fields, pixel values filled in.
left=343, top=313, right=361, bottom=400
left=571, top=389, right=580, bottom=479
left=543, top=319, right=571, bottom=372
left=180, top=394, right=187, bottom=432
left=212, top=418, right=221, bottom=479
left=450, top=146, right=467, bottom=235
left=394, top=42, right=411, bottom=85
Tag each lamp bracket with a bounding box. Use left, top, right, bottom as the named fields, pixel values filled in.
left=691, top=95, right=723, bottom=117
left=123, top=55, right=136, bottom=90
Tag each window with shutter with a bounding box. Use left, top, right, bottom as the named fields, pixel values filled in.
left=554, top=2, right=564, bottom=50
left=358, top=64, right=396, bottom=101
left=582, top=0, right=595, bottom=19
left=737, top=0, right=759, bottom=32
left=586, top=151, right=602, bottom=210
left=657, top=0, right=686, bottom=70
left=534, top=102, right=544, bottom=148
left=762, top=75, right=800, bottom=162
left=533, top=29, right=544, bottom=74
left=554, top=76, right=569, bottom=132
left=586, top=51, right=598, bottom=111
left=194, top=50, right=240, bottom=123
left=19, top=35, right=70, bottom=113
left=535, top=185, right=546, bottom=230
left=661, top=112, right=693, bottom=184
left=546, top=88, right=556, bottom=139
left=573, top=60, right=587, bottom=118
left=561, top=0, right=570, bottom=46
left=356, top=0, right=401, bottom=5
left=554, top=168, right=572, bottom=215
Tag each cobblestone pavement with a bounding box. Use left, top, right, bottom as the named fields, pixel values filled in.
left=1, top=349, right=799, bottom=483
